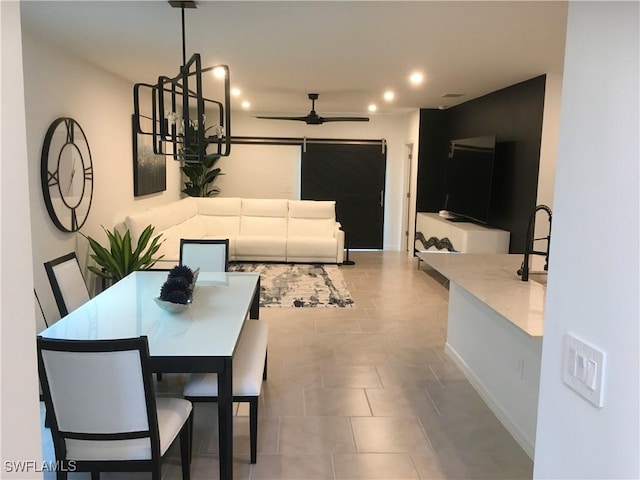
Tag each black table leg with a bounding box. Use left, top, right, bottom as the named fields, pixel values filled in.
left=218, top=357, right=233, bottom=480
left=250, top=276, right=260, bottom=319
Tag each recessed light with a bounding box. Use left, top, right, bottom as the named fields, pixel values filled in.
left=212, top=67, right=226, bottom=79
left=409, top=72, right=424, bottom=85
left=368, top=104, right=377, bottom=112
left=241, top=101, right=251, bottom=109
left=383, top=91, right=395, bottom=101
left=231, top=87, right=241, bottom=97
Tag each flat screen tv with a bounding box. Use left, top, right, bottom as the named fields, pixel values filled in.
left=444, top=135, right=496, bottom=224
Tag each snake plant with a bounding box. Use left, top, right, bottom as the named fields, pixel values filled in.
left=83, top=225, right=164, bottom=282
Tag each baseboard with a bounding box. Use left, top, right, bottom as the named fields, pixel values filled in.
left=444, top=342, right=536, bottom=460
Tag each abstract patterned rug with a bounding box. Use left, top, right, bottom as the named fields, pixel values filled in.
left=228, top=263, right=355, bottom=308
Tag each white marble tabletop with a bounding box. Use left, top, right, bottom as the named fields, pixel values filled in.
left=40, top=270, right=260, bottom=357
left=418, top=253, right=546, bottom=337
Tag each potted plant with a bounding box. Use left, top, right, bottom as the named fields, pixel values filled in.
left=180, top=121, right=224, bottom=197
left=83, top=224, right=164, bottom=282
left=181, top=154, right=224, bottom=197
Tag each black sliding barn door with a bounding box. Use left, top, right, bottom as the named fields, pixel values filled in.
left=301, top=144, right=386, bottom=249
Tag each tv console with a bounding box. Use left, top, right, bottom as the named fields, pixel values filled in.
left=415, top=212, right=510, bottom=255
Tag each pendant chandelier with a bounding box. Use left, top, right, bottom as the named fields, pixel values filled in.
left=133, top=0, right=231, bottom=163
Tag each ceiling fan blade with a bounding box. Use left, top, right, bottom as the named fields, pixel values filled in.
left=255, top=116, right=310, bottom=121
left=319, top=117, right=370, bottom=122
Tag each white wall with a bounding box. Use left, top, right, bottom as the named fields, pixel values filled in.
left=405, top=110, right=421, bottom=254
left=21, top=30, right=182, bottom=322
left=216, top=144, right=301, bottom=199
left=219, top=111, right=416, bottom=251
left=534, top=2, right=639, bottom=479
left=1, top=2, right=44, bottom=476
left=537, top=73, right=562, bottom=210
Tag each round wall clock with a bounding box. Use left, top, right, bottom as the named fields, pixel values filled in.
left=41, top=118, right=94, bottom=232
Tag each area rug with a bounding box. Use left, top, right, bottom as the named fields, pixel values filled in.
left=228, top=263, right=355, bottom=308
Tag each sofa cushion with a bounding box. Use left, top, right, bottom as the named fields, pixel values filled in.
left=288, top=200, right=336, bottom=220
left=287, top=237, right=337, bottom=258
left=194, top=197, right=242, bottom=216
left=125, top=198, right=197, bottom=242
left=241, top=199, right=289, bottom=217
left=173, top=216, right=206, bottom=241
left=236, top=236, right=286, bottom=257
left=287, top=218, right=335, bottom=238
left=241, top=216, right=288, bottom=237
left=199, top=216, right=240, bottom=237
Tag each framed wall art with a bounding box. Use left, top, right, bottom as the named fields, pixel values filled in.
left=132, top=114, right=166, bottom=196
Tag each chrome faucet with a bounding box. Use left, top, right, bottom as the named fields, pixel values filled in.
left=517, top=204, right=552, bottom=281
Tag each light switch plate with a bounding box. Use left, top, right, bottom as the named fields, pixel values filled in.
left=562, top=333, right=606, bottom=407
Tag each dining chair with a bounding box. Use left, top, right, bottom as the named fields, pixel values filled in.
left=44, top=252, right=91, bottom=317
left=179, top=238, right=230, bottom=272
left=37, top=335, right=193, bottom=480
left=183, top=320, right=268, bottom=464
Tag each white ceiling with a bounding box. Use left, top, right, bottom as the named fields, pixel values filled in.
left=20, top=1, right=568, bottom=117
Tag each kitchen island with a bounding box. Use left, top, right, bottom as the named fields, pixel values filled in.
left=418, top=252, right=545, bottom=459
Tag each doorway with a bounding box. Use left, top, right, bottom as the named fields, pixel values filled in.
left=301, top=143, right=386, bottom=249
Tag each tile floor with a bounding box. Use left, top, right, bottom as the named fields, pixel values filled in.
left=41, top=251, right=533, bottom=479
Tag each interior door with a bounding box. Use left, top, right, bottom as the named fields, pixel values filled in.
left=301, top=143, right=386, bottom=249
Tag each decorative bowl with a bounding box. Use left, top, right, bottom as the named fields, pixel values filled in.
left=153, top=297, right=192, bottom=313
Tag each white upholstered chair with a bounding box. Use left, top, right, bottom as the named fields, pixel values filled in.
left=44, top=252, right=91, bottom=317
left=183, top=320, right=268, bottom=464
left=37, top=335, right=193, bottom=480
left=179, top=238, right=229, bottom=272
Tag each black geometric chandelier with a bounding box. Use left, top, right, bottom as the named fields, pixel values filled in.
left=133, top=0, right=231, bottom=163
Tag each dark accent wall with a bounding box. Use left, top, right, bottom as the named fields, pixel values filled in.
left=416, top=75, right=546, bottom=253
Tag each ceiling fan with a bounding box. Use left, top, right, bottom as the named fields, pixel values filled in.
left=256, top=93, right=370, bottom=125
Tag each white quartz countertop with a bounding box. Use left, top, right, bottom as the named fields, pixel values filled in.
left=418, top=253, right=545, bottom=337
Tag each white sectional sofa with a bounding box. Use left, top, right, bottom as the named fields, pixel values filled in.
left=123, top=197, right=345, bottom=265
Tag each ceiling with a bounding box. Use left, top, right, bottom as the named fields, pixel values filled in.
left=20, top=1, right=568, bottom=117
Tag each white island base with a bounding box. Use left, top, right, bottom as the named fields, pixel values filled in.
left=418, top=253, right=545, bottom=460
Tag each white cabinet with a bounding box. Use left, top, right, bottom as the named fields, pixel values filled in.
left=415, top=212, right=510, bottom=253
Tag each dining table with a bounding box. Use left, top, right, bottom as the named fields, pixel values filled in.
left=38, top=269, right=261, bottom=480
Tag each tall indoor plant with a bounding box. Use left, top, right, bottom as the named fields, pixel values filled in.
left=180, top=121, right=224, bottom=197
left=83, top=224, right=164, bottom=282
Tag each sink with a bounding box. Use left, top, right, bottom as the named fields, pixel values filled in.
left=528, top=272, right=548, bottom=286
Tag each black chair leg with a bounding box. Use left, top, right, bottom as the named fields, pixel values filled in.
left=180, top=413, right=192, bottom=480
left=91, top=472, right=100, bottom=480
left=249, top=398, right=258, bottom=464
left=262, top=350, right=268, bottom=381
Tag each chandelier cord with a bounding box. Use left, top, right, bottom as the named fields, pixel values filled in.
left=180, top=5, right=187, bottom=67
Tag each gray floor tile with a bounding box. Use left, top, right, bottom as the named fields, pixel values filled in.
left=304, top=387, right=372, bottom=416
left=250, top=454, right=334, bottom=479
left=279, top=416, right=356, bottom=454
left=333, top=453, right=420, bottom=479
left=351, top=416, right=433, bottom=454
left=40, top=252, right=533, bottom=480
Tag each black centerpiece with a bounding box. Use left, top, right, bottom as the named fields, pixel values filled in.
left=157, top=265, right=198, bottom=307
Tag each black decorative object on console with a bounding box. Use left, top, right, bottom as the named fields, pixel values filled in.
left=415, top=232, right=457, bottom=252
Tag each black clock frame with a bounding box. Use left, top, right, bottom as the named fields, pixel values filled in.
left=41, top=117, right=94, bottom=233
